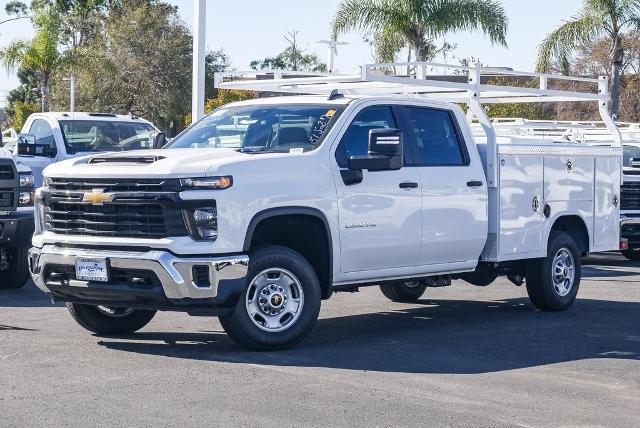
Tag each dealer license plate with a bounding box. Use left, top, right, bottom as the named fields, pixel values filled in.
left=75, top=257, right=109, bottom=282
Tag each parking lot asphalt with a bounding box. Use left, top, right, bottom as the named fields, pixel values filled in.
left=1, top=253, right=639, bottom=427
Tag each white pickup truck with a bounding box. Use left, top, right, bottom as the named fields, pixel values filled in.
left=29, top=63, right=622, bottom=350
left=12, top=112, right=162, bottom=187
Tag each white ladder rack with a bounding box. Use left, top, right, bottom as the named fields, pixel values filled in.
left=215, top=62, right=623, bottom=187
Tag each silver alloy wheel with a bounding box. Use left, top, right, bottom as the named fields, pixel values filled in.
left=96, top=306, right=136, bottom=317
left=245, top=267, right=304, bottom=332
left=551, top=248, right=575, bottom=297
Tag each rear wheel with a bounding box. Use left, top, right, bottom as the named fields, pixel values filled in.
left=526, top=231, right=581, bottom=311
left=219, top=245, right=321, bottom=351
left=67, top=303, right=156, bottom=335
left=380, top=280, right=428, bottom=303
left=0, top=246, right=29, bottom=289
left=621, top=249, right=640, bottom=261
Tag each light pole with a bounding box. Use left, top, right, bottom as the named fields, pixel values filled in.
left=62, top=76, right=76, bottom=113
left=317, top=39, right=349, bottom=74
left=192, top=0, right=206, bottom=124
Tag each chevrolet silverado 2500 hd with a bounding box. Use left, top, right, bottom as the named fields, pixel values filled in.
left=29, top=63, right=622, bottom=350
left=0, top=147, right=35, bottom=289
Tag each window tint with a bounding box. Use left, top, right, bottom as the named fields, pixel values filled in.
left=28, top=119, right=56, bottom=147
left=405, top=107, right=466, bottom=166
left=623, top=144, right=640, bottom=167
left=335, top=106, right=396, bottom=168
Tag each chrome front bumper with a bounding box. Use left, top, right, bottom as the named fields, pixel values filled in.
left=29, top=245, right=249, bottom=304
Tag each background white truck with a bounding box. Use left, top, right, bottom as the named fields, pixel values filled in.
left=0, top=148, right=34, bottom=289
left=29, top=63, right=622, bottom=350
left=11, top=112, right=162, bottom=187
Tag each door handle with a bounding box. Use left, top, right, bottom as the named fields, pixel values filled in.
left=399, top=182, right=419, bottom=189
left=467, top=180, right=483, bottom=187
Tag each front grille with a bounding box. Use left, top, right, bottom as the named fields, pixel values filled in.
left=621, top=182, right=640, bottom=210
left=0, top=191, right=14, bottom=208
left=47, top=177, right=180, bottom=193
left=44, top=177, right=188, bottom=238
left=0, top=164, right=15, bottom=180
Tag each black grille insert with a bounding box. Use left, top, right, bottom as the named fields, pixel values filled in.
left=44, top=177, right=187, bottom=238
left=192, top=265, right=211, bottom=288
left=0, top=164, right=15, bottom=180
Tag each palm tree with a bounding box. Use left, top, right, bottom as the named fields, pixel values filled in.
left=0, top=7, right=63, bottom=112
left=331, top=0, right=508, bottom=63
left=536, top=0, right=640, bottom=118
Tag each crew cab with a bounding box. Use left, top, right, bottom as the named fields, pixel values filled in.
left=28, top=64, right=623, bottom=350
left=0, top=147, right=34, bottom=289
left=14, top=112, right=161, bottom=187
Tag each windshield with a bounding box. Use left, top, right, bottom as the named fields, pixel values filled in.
left=623, top=144, right=640, bottom=167
left=167, top=104, right=342, bottom=152
left=59, top=120, right=156, bottom=153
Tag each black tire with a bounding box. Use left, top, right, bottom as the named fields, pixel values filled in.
left=0, top=246, right=29, bottom=290
left=621, top=249, right=640, bottom=261
left=219, top=245, right=321, bottom=351
left=526, top=231, right=581, bottom=311
left=67, top=303, right=156, bottom=335
left=380, top=280, right=428, bottom=303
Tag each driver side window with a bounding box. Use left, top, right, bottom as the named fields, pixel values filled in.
left=335, top=106, right=396, bottom=168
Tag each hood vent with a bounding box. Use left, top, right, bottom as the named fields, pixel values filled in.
left=88, top=155, right=165, bottom=165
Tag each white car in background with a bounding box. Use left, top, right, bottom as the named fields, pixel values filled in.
left=14, top=112, right=164, bottom=187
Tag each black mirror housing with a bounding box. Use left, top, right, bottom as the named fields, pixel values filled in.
left=347, top=128, right=403, bottom=172
left=17, top=133, right=58, bottom=157
left=153, top=132, right=167, bottom=149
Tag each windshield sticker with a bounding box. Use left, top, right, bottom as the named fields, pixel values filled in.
left=289, top=148, right=304, bottom=154
left=309, top=114, right=334, bottom=146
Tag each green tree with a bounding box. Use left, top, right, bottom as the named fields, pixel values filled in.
left=0, top=7, right=64, bottom=111
left=536, top=0, right=640, bottom=118
left=205, top=49, right=232, bottom=100
left=58, top=1, right=192, bottom=130
left=331, top=0, right=507, bottom=62
left=251, top=31, right=327, bottom=72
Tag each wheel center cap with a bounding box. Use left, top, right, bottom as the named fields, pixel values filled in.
left=270, top=293, right=284, bottom=308
left=563, top=267, right=569, bottom=278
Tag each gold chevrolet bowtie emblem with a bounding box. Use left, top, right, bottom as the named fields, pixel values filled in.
left=82, top=189, right=114, bottom=205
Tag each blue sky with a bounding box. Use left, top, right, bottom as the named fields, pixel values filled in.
left=0, top=0, right=583, bottom=105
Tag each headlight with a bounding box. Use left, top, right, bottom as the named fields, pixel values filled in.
left=187, top=207, right=218, bottom=240
left=19, top=172, right=34, bottom=188
left=180, top=176, right=233, bottom=190
left=18, top=172, right=35, bottom=206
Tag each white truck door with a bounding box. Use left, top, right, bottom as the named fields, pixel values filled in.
left=19, top=118, right=60, bottom=188
left=333, top=106, right=422, bottom=273
left=400, top=106, right=487, bottom=265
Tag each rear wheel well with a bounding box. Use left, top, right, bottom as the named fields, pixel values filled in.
left=247, top=212, right=332, bottom=299
left=550, top=215, right=589, bottom=255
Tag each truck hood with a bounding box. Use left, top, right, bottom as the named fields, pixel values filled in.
left=43, top=148, right=250, bottom=178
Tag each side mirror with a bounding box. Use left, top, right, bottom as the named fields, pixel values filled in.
left=153, top=132, right=167, bottom=149
left=17, top=133, right=57, bottom=158
left=348, top=128, right=403, bottom=171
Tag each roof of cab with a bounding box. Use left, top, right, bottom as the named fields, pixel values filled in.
left=29, top=112, right=156, bottom=126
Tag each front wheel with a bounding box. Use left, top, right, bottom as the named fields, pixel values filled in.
left=380, top=280, right=428, bottom=303
left=525, top=231, right=581, bottom=311
left=0, top=246, right=29, bottom=289
left=67, top=303, right=156, bottom=335
left=219, top=245, right=321, bottom=351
